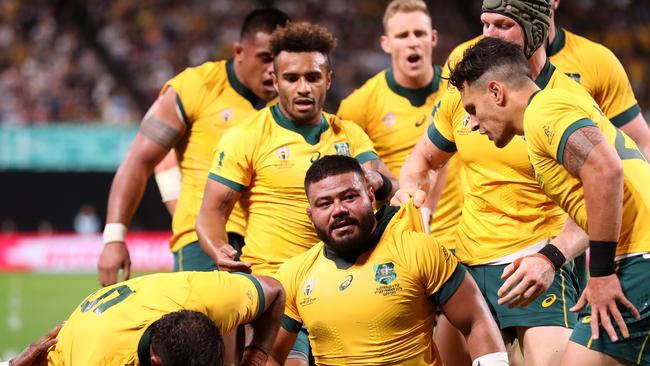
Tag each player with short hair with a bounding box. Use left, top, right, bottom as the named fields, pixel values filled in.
left=450, top=35, right=649, bottom=366
left=46, top=271, right=285, bottom=366
left=97, top=8, right=290, bottom=284
left=267, top=155, right=507, bottom=366
left=196, top=22, right=397, bottom=364
left=395, top=1, right=591, bottom=364
left=337, top=0, right=462, bottom=241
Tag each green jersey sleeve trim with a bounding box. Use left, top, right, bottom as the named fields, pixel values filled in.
left=234, top=272, right=265, bottom=319
left=610, top=104, right=641, bottom=128
left=281, top=315, right=303, bottom=333
left=557, top=118, right=597, bottom=164
left=137, top=326, right=153, bottom=366
left=427, top=123, right=457, bottom=153
left=208, top=172, right=246, bottom=192
left=175, top=94, right=189, bottom=125
left=429, top=263, right=466, bottom=305
left=355, top=151, right=379, bottom=164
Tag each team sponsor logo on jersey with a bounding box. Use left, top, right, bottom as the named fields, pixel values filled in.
left=543, top=125, right=555, bottom=145
left=334, top=142, right=351, bottom=157
left=415, top=115, right=427, bottom=127
left=541, top=293, right=557, bottom=308
left=217, top=151, right=225, bottom=168
left=382, top=112, right=396, bottom=127
left=275, top=145, right=291, bottom=160
left=373, top=262, right=397, bottom=285
left=310, top=151, right=321, bottom=163
left=339, top=275, right=353, bottom=291
left=431, top=100, right=441, bottom=118
left=219, top=108, right=234, bottom=123
left=456, top=114, right=473, bottom=136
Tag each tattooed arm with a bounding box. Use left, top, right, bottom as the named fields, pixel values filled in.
left=196, top=180, right=251, bottom=272
left=98, top=87, right=186, bottom=286
left=563, top=125, right=640, bottom=342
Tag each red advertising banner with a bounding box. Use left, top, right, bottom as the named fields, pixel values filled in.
left=0, top=232, right=173, bottom=272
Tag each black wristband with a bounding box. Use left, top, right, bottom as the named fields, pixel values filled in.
left=589, top=240, right=617, bottom=277
left=537, top=243, right=566, bottom=271
left=374, top=173, right=393, bottom=201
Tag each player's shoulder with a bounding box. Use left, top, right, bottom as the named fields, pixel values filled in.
left=277, top=243, right=324, bottom=280
left=168, top=60, right=229, bottom=94
left=562, top=28, right=618, bottom=61
left=340, top=70, right=387, bottom=104
left=326, top=112, right=368, bottom=135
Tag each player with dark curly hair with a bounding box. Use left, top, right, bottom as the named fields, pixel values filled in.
left=196, top=21, right=397, bottom=365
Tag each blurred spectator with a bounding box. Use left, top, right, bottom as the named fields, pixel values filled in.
left=36, top=220, right=54, bottom=234
left=0, top=0, right=648, bottom=124
left=1, top=219, right=17, bottom=234
left=73, top=204, right=101, bottom=234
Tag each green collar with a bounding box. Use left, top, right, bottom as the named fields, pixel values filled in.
left=534, top=59, right=556, bottom=90
left=385, top=65, right=441, bottom=107
left=226, top=60, right=267, bottom=110
left=137, top=326, right=153, bottom=366
left=270, top=104, right=329, bottom=145
left=546, top=26, right=566, bottom=57
left=527, top=89, right=542, bottom=106
left=323, top=205, right=400, bottom=270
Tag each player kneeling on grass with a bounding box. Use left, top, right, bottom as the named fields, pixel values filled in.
left=46, top=271, right=284, bottom=366
left=267, top=155, right=508, bottom=366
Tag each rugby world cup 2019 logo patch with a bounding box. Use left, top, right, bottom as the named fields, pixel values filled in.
left=334, top=142, right=351, bottom=157
left=275, top=145, right=290, bottom=160
left=373, top=262, right=397, bottom=285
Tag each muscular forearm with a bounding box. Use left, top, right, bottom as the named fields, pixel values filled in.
left=549, top=218, right=589, bottom=262
left=106, top=156, right=156, bottom=225
left=464, top=317, right=507, bottom=361
left=196, top=208, right=230, bottom=262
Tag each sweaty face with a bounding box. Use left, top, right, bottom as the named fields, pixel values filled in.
left=235, top=32, right=276, bottom=100
left=382, top=11, right=435, bottom=81
left=480, top=12, right=525, bottom=50
left=307, top=172, right=376, bottom=257
left=461, top=82, right=516, bottom=148
left=273, top=51, right=331, bottom=125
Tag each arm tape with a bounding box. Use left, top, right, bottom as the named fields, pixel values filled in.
left=103, top=223, right=127, bottom=244
left=472, top=352, right=509, bottom=366
left=154, top=166, right=181, bottom=202
left=589, top=240, right=617, bottom=277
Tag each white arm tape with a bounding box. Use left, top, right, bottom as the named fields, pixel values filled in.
left=103, top=223, right=128, bottom=244
left=1, top=361, right=10, bottom=366
left=472, top=352, right=509, bottom=366
left=420, top=207, right=432, bottom=235
left=155, top=166, right=181, bottom=202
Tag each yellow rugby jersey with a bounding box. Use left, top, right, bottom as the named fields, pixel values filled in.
left=547, top=27, right=641, bottom=127
left=48, top=271, right=262, bottom=366
left=276, top=202, right=463, bottom=366
left=337, top=66, right=443, bottom=177
left=209, top=105, right=378, bottom=276
left=163, top=60, right=276, bottom=251
left=525, top=89, right=650, bottom=257
left=338, top=68, right=462, bottom=247
left=428, top=60, right=596, bottom=265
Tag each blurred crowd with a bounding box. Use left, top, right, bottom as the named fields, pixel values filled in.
left=0, top=0, right=649, bottom=125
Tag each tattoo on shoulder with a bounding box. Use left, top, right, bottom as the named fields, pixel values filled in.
left=140, top=114, right=183, bottom=149
left=563, top=126, right=606, bottom=176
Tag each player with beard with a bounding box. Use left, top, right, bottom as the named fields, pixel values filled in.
left=268, top=155, right=508, bottom=366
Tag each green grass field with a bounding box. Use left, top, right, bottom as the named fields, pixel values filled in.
left=0, top=272, right=148, bottom=360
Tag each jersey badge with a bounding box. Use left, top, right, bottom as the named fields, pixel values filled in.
left=382, top=112, right=396, bottom=127
left=373, top=262, right=397, bottom=285
left=415, top=115, right=427, bottom=127
left=457, top=114, right=473, bottom=136
left=543, top=125, right=555, bottom=145
left=303, top=278, right=316, bottom=296
left=219, top=108, right=234, bottom=123
left=334, top=142, right=351, bottom=157
left=275, top=145, right=291, bottom=160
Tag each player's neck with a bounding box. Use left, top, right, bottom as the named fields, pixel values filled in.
left=277, top=102, right=322, bottom=126
left=392, top=65, right=434, bottom=89
left=527, top=47, right=548, bottom=80
left=513, top=82, right=540, bottom=135
left=548, top=20, right=558, bottom=45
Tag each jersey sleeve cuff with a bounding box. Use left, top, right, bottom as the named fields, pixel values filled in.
left=234, top=272, right=265, bottom=319
left=281, top=315, right=303, bottom=333
left=208, top=173, right=246, bottom=192
left=557, top=118, right=597, bottom=164
left=429, top=263, right=466, bottom=305
left=427, top=123, right=457, bottom=153
left=175, top=94, right=189, bottom=125
left=610, top=104, right=641, bottom=127
left=355, top=151, right=379, bottom=164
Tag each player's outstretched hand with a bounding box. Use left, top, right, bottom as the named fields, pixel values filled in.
left=214, top=244, right=251, bottom=273
left=97, top=242, right=131, bottom=287
left=497, top=255, right=555, bottom=308
left=570, top=274, right=640, bottom=342
left=389, top=188, right=426, bottom=207
left=9, top=322, right=63, bottom=366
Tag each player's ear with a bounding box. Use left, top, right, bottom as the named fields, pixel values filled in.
left=430, top=29, right=438, bottom=48
left=380, top=35, right=391, bottom=54
left=233, top=42, right=244, bottom=60
left=150, top=346, right=162, bottom=366
left=326, top=68, right=333, bottom=90
left=488, top=81, right=505, bottom=106
left=367, top=184, right=376, bottom=206
left=306, top=206, right=313, bottom=221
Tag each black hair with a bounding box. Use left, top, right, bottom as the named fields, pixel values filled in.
left=270, top=22, right=337, bottom=58
left=304, top=155, right=365, bottom=193
left=240, top=8, right=290, bottom=40
left=448, top=37, right=532, bottom=91
left=150, top=310, right=224, bottom=366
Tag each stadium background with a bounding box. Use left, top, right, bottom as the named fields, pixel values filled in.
left=1, top=0, right=649, bottom=359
